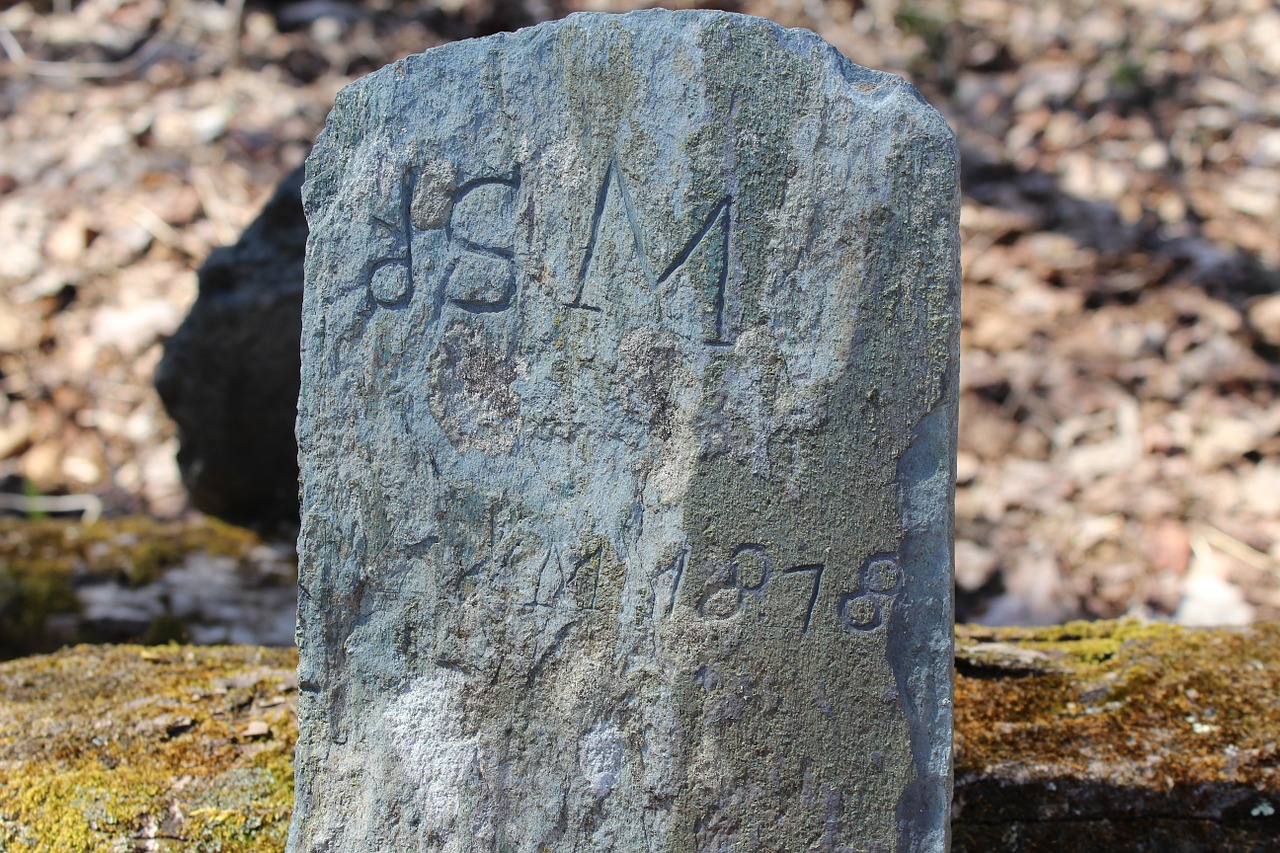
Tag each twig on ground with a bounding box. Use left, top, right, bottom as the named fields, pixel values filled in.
left=0, top=20, right=175, bottom=80
left=0, top=493, right=103, bottom=524
left=1200, top=525, right=1280, bottom=577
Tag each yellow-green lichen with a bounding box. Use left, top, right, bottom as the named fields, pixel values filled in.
left=0, top=644, right=297, bottom=852
left=1, top=621, right=1278, bottom=850
left=955, top=619, right=1280, bottom=788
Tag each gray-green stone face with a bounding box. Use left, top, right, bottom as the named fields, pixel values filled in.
left=292, top=10, right=959, bottom=852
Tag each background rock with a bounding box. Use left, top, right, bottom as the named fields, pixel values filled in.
left=155, top=168, right=305, bottom=531
left=0, top=516, right=296, bottom=659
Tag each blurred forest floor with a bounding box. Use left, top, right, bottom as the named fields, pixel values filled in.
left=1, top=0, right=1278, bottom=626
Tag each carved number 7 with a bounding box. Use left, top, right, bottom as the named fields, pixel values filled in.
left=783, top=563, right=824, bottom=635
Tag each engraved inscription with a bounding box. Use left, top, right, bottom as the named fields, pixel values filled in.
left=837, top=555, right=903, bottom=633
left=394, top=528, right=898, bottom=638
left=574, top=543, right=606, bottom=610
left=363, top=158, right=734, bottom=344
left=520, top=543, right=605, bottom=612
left=365, top=167, right=520, bottom=314
left=695, top=543, right=825, bottom=635
left=369, top=252, right=412, bottom=306
left=368, top=525, right=902, bottom=641
left=368, top=183, right=415, bottom=309
left=523, top=547, right=568, bottom=609
left=568, top=157, right=654, bottom=312
left=568, top=156, right=734, bottom=345
left=785, top=564, right=825, bottom=635
left=443, top=175, right=520, bottom=313
left=690, top=545, right=905, bottom=634
left=656, top=547, right=688, bottom=618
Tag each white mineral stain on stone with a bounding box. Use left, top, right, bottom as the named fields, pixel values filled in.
left=538, top=140, right=590, bottom=194
left=578, top=719, right=625, bottom=798
left=384, top=670, right=478, bottom=833
left=648, top=424, right=697, bottom=505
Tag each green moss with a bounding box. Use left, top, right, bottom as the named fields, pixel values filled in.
left=0, top=622, right=1276, bottom=848
left=0, top=644, right=297, bottom=852
left=955, top=620, right=1280, bottom=789
left=0, top=517, right=286, bottom=659
left=959, top=617, right=1178, bottom=667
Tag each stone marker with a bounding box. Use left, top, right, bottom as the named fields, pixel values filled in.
left=291, top=10, right=959, bottom=852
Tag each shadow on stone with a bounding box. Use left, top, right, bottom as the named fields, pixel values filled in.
left=953, top=777, right=1280, bottom=852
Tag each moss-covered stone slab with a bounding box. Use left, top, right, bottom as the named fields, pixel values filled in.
left=3, top=621, right=1278, bottom=850
left=953, top=620, right=1280, bottom=851
left=0, top=644, right=296, bottom=852
left=298, top=8, right=959, bottom=851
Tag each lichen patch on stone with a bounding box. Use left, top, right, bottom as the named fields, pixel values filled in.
left=0, top=644, right=297, bottom=852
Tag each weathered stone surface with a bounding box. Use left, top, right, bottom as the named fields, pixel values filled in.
left=293, top=10, right=958, bottom=852
left=156, top=167, right=306, bottom=531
